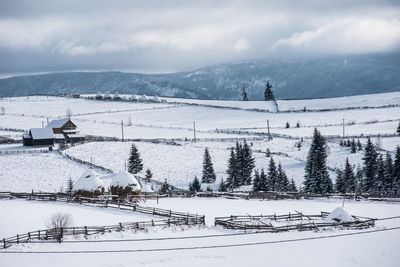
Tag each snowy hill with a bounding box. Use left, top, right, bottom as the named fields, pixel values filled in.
left=1, top=52, right=399, bottom=99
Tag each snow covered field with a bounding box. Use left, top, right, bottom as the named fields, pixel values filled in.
left=1, top=197, right=399, bottom=267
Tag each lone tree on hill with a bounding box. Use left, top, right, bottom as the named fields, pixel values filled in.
left=303, top=128, right=333, bottom=194
left=264, top=81, right=275, bottom=101
left=128, top=144, right=143, bottom=174
left=242, top=87, right=249, bottom=101
left=145, top=169, right=153, bottom=183
left=202, top=148, right=216, bottom=183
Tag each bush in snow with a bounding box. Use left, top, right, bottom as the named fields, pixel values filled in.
left=46, top=212, right=73, bottom=241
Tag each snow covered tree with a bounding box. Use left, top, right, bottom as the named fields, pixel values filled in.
left=343, top=158, right=356, bottom=193
left=383, top=152, right=394, bottom=194
left=66, top=177, right=73, bottom=196
left=397, top=122, right=400, bottom=135
left=226, top=148, right=239, bottom=189
left=242, top=141, right=255, bottom=185
left=350, top=139, right=357, bottom=153
left=264, top=81, right=275, bottom=101
left=145, top=169, right=153, bottom=183
left=267, top=157, right=278, bottom=191
left=218, top=179, right=227, bottom=192
left=189, top=176, right=201, bottom=192
left=128, top=144, right=143, bottom=174
left=286, top=122, right=290, bottom=128
left=393, top=146, right=400, bottom=194
left=357, top=139, right=363, bottom=151
left=252, top=169, right=261, bottom=192
left=362, top=138, right=378, bottom=193
left=159, top=179, right=170, bottom=194
left=288, top=179, right=297, bottom=192
left=335, top=169, right=345, bottom=193
left=375, top=154, right=385, bottom=193
left=276, top=163, right=290, bottom=191
left=202, top=148, right=216, bottom=183
left=259, top=168, right=268, bottom=191
left=266, top=148, right=271, bottom=157
left=303, top=128, right=333, bottom=194
left=355, top=165, right=364, bottom=194
left=242, top=87, right=249, bottom=101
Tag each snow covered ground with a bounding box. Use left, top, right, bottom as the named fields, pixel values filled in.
left=1, top=197, right=399, bottom=267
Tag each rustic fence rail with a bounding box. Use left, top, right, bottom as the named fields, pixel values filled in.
left=0, top=148, right=50, bottom=155
left=215, top=212, right=375, bottom=232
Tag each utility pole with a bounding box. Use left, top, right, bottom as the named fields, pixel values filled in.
left=121, top=120, right=124, bottom=142
left=42, top=121, right=44, bottom=128
left=193, top=121, right=197, bottom=142
left=267, top=119, right=271, bottom=141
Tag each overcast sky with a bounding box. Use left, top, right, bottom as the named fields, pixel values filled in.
left=0, top=0, right=399, bottom=75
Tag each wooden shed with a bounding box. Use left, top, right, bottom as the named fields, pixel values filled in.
left=46, top=119, right=85, bottom=143
left=23, top=128, right=54, bottom=146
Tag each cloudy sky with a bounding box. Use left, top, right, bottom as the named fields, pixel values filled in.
left=0, top=0, right=399, bottom=75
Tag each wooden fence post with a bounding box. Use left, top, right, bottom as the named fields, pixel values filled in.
left=84, top=226, right=88, bottom=235
left=3, top=238, right=6, bottom=249
left=16, top=234, right=19, bottom=244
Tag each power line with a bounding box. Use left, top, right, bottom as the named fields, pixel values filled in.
left=2, top=226, right=399, bottom=254
left=27, top=215, right=400, bottom=244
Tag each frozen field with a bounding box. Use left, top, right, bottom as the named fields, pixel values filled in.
left=1, top=197, right=399, bottom=267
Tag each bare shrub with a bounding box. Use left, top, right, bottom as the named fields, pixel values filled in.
left=46, top=213, right=73, bottom=229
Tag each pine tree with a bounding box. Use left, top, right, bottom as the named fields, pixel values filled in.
left=277, top=163, right=290, bottom=191
left=226, top=148, right=239, bottom=189
left=296, top=121, right=300, bottom=128
left=375, top=154, right=385, bottom=193
left=266, top=148, right=271, bottom=157
left=355, top=165, right=364, bottom=194
left=202, top=148, right=216, bottom=183
left=128, top=144, right=143, bottom=174
left=267, top=157, right=278, bottom=191
left=350, top=139, right=357, bottom=153
left=242, top=87, right=249, bottom=101
left=335, top=169, right=345, bottom=193
left=397, top=122, right=400, bottom=135
left=264, top=81, right=275, bottom=101
left=357, top=139, right=363, bottom=151
left=252, top=169, right=261, bottom=192
left=66, top=177, right=73, bottom=196
left=286, top=122, right=290, bottom=128
left=242, top=141, right=255, bottom=185
left=343, top=158, right=356, bottom=193
left=383, top=152, right=394, bottom=194
left=393, top=146, right=400, bottom=194
left=363, top=138, right=378, bottom=193
left=219, top=178, right=227, bottom=192
left=235, top=142, right=244, bottom=185
left=303, top=128, right=333, bottom=194
left=288, top=179, right=297, bottom=192
left=190, top=176, right=201, bottom=192
left=160, top=179, right=170, bottom=194
left=259, top=168, right=268, bottom=191
left=145, top=169, right=153, bottom=183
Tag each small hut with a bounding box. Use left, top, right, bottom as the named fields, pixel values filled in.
left=109, top=171, right=141, bottom=199
left=113, top=92, right=121, bottom=100
left=23, top=128, right=54, bottom=146
left=74, top=168, right=105, bottom=197
left=104, top=91, right=112, bottom=100
left=139, top=95, right=148, bottom=102
left=95, top=91, right=103, bottom=100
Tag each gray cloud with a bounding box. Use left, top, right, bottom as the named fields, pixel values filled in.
left=0, top=0, right=399, bottom=75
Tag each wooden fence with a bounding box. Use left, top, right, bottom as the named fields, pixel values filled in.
left=0, top=191, right=205, bottom=249
left=215, top=212, right=375, bottom=232
left=0, top=148, right=49, bottom=155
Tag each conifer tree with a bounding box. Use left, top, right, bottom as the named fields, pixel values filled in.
left=160, top=179, right=170, bottom=194
left=296, top=121, right=300, bottom=128
left=357, top=139, right=363, bottom=151
left=145, top=169, right=153, bottom=183
left=252, top=169, right=261, bottom=192
left=355, top=165, right=364, bottom=194
left=202, top=148, right=216, bottom=183
left=259, top=168, right=268, bottom=191
left=350, top=139, right=357, bottom=153
left=277, top=163, right=290, bottom=191
left=335, top=169, right=345, bottom=193
left=242, top=87, right=249, bottom=101
left=66, top=177, right=73, bottom=196
left=393, top=146, right=400, bottom=194
left=397, top=122, right=400, bottom=135
left=363, top=138, right=378, bottom=192
left=242, top=141, right=255, bottom=185
left=303, top=128, right=333, bottom=193
left=288, top=179, right=297, bottom=192
left=264, top=81, right=275, bottom=101
left=375, top=154, right=385, bottom=193
left=128, top=144, right=143, bottom=174
left=286, top=122, right=290, bottom=128
left=219, top=178, right=227, bottom=192
left=343, top=158, right=356, bottom=193
left=266, top=148, right=271, bottom=157
left=226, top=148, right=239, bottom=189
left=383, top=152, right=394, bottom=194
left=267, top=157, right=278, bottom=191
left=189, top=176, right=201, bottom=192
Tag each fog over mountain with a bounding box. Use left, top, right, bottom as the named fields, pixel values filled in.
left=0, top=52, right=399, bottom=99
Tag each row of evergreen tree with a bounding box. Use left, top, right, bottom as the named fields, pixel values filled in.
left=242, top=81, right=275, bottom=101
left=226, top=141, right=255, bottom=188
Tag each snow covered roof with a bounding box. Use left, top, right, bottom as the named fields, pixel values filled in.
left=54, top=133, right=65, bottom=139
left=113, top=92, right=121, bottom=99
left=74, top=168, right=104, bottom=191
left=104, top=91, right=111, bottom=98
left=152, top=95, right=161, bottom=103
left=325, top=207, right=354, bottom=223
left=129, top=95, right=139, bottom=101
left=29, top=128, right=54, bottom=140
left=46, top=119, right=70, bottom=129
left=140, top=182, right=154, bottom=193
left=96, top=91, right=102, bottom=97
left=139, top=95, right=148, bottom=102
left=110, top=171, right=141, bottom=191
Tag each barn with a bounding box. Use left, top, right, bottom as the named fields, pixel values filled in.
left=46, top=119, right=85, bottom=143
left=23, top=128, right=54, bottom=146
